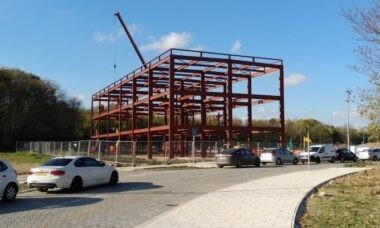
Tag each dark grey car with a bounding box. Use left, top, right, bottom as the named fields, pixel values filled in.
left=215, top=148, right=260, bottom=168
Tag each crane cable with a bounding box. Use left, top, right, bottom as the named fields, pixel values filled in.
left=113, top=15, right=117, bottom=80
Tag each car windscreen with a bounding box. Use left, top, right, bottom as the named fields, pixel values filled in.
left=309, top=147, right=320, bottom=152
left=42, top=158, right=73, bottom=166
left=220, top=149, right=236, bottom=154
left=263, top=150, right=275, bottom=153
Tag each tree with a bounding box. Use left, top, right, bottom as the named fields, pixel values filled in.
left=343, top=1, right=380, bottom=142
left=0, top=68, right=89, bottom=150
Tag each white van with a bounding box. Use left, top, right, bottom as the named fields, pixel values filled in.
left=299, top=144, right=336, bottom=164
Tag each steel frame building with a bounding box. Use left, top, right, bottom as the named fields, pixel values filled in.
left=91, top=49, right=285, bottom=159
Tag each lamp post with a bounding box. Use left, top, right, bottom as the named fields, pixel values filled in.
left=345, top=90, right=352, bottom=150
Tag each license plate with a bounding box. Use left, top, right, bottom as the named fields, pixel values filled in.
left=35, top=172, right=49, bottom=176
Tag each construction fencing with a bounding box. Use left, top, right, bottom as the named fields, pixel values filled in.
left=16, top=140, right=302, bottom=166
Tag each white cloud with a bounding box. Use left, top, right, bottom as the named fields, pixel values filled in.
left=284, top=74, right=307, bottom=86
left=94, top=24, right=138, bottom=43
left=192, top=44, right=205, bottom=51
left=332, top=108, right=361, bottom=119
left=230, top=40, right=242, bottom=53
left=72, top=94, right=84, bottom=102
left=141, top=32, right=192, bottom=52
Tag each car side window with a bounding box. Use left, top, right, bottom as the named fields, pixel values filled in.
left=74, top=158, right=86, bottom=167
left=85, top=158, right=101, bottom=167
left=0, top=161, right=7, bottom=171
left=319, top=147, right=325, bottom=153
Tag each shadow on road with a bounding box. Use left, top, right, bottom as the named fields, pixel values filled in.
left=0, top=196, right=102, bottom=215
left=45, top=182, right=162, bottom=194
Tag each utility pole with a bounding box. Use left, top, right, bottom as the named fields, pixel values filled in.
left=345, top=90, right=352, bottom=150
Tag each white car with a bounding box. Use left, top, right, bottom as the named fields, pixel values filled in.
left=27, top=156, right=118, bottom=192
left=299, top=144, right=336, bottom=164
left=0, top=160, right=18, bottom=202
left=357, top=148, right=380, bottom=161
left=260, top=148, right=299, bottom=165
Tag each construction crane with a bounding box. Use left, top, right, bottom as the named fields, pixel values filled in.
left=114, top=11, right=146, bottom=66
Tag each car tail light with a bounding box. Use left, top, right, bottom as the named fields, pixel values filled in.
left=50, top=170, right=65, bottom=176
left=28, top=171, right=34, bottom=176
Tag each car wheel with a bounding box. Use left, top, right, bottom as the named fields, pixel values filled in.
left=70, top=176, right=83, bottom=192
left=353, top=157, right=358, bottom=162
left=373, top=156, right=378, bottom=161
left=217, top=164, right=224, bottom=168
left=330, top=157, right=335, bottom=163
left=109, top=171, right=119, bottom=185
left=262, top=162, right=266, bottom=165
left=301, top=161, right=305, bottom=164
left=275, top=158, right=282, bottom=165
left=236, top=159, right=242, bottom=168
left=293, top=158, right=298, bottom=165
left=2, top=183, right=17, bottom=202
left=316, top=157, right=321, bottom=164
left=340, top=157, right=345, bottom=163
left=37, top=187, right=49, bottom=192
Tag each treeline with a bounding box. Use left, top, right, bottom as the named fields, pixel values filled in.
left=0, top=68, right=90, bottom=151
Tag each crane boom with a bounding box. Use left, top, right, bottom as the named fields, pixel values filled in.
left=114, top=12, right=146, bottom=66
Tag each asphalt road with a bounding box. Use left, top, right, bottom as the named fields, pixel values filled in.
left=0, top=163, right=345, bottom=227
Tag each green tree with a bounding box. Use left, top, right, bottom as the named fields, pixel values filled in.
left=343, top=1, right=380, bottom=142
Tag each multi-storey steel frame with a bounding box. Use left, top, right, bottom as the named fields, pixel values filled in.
left=91, top=48, right=285, bottom=159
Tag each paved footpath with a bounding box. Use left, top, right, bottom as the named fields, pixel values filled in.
left=136, top=167, right=365, bottom=228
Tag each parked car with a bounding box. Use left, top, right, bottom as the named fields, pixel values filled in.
left=215, top=148, right=260, bottom=168
left=260, top=148, right=299, bottom=165
left=335, top=148, right=358, bottom=162
left=0, top=160, right=18, bottom=202
left=299, top=144, right=336, bottom=164
left=27, top=156, right=118, bottom=192
left=357, top=148, right=380, bottom=161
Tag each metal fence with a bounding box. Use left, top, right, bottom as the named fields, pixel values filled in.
left=16, top=140, right=303, bottom=166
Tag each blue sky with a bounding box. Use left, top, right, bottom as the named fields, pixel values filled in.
left=0, top=0, right=372, bottom=128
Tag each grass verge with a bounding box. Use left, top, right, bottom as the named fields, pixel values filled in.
left=300, top=167, right=380, bottom=227
left=0, top=152, right=52, bottom=174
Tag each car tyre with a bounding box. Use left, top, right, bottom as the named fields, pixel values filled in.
left=109, top=171, right=119, bottom=185
left=301, top=161, right=305, bottom=164
left=340, top=157, right=345, bottom=163
left=373, top=156, right=378, bottom=161
left=70, top=176, right=83, bottom=192
left=37, top=187, right=49, bottom=192
left=353, top=157, right=358, bottom=162
left=262, top=162, right=266, bottom=165
left=217, top=164, right=224, bottom=168
left=2, top=183, right=17, bottom=202
left=236, top=159, right=242, bottom=168
left=293, top=158, right=298, bottom=165
left=316, top=157, right=321, bottom=164
left=275, top=158, right=282, bottom=165
left=330, top=157, right=336, bottom=163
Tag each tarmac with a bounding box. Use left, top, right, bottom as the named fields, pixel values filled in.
left=18, top=163, right=366, bottom=228
left=130, top=164, right=365, bottom=228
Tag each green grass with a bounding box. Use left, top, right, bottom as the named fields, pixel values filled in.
left=0, top=152, right=52, bottom=174
left=0, top=151, right=51, bottom=163
left=301, top=168, right=380, bottom=227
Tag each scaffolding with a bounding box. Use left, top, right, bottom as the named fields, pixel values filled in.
left=91, top=48, right=285, bottom=159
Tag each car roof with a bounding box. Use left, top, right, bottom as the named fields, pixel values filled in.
left=52, top=156, right=91, bottom=159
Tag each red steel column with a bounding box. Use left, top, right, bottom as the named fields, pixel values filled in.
left=148, top=68, right=153, bottom=159
left=279, top=65, right=285, bottom=147
left=200, top=72, right=206, bottom=157
left=168, top=56, right=175, bottom=158
left=227, top=60, right=233, bottom=144
left=247, top=73, right=253, bottom=149
left=132, top=77, right=136, bottom=141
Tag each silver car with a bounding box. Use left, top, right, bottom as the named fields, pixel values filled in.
left=357, top=148, right=380, bottom=161
left=0, top=160, right=18, bottom=202
left=260, top=148, right=299, bottom=165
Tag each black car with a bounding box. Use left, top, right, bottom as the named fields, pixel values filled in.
left=215, top=148, right=260, bottom=168
left=335, top=149, right=358, bottom=162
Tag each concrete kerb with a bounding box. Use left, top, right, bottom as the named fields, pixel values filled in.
left=292, top=168, right=369, bottom=228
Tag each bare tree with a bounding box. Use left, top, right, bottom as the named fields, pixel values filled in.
left=343, top=0, right=380, bottom=142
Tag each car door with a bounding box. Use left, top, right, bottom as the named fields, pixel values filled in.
left=283, top=150, right=292, bottom=163
left=0, top=161, right=8, bottom=194
left=84, top=157, right=107, bottom=185
left=74, top=158, right=93, bottom=186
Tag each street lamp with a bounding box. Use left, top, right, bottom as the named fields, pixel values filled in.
left=345, top=90, right=352, bottom=150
